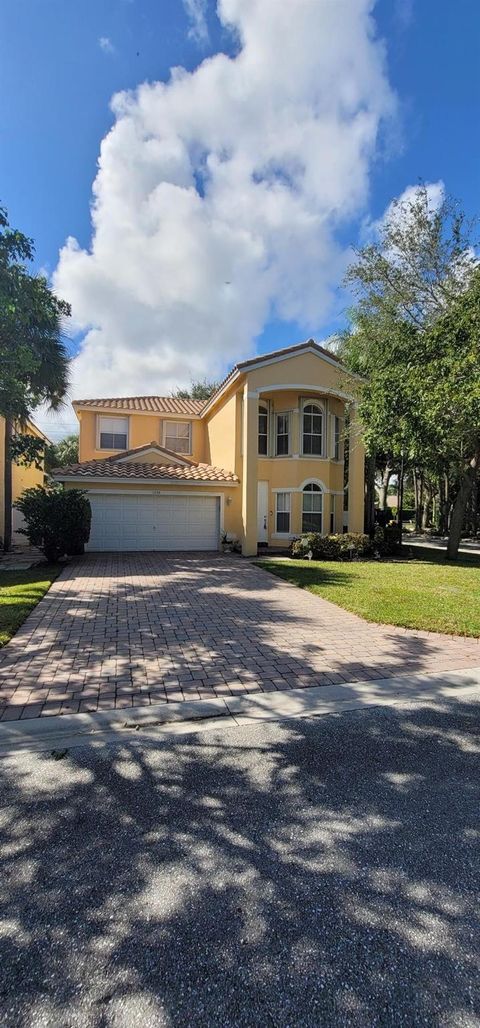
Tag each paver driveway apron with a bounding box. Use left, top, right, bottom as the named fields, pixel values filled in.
left=0, top=553, right=478, bottom=722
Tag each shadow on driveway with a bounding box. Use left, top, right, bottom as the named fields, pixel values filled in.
left=1, top=553, right=478, bottom=720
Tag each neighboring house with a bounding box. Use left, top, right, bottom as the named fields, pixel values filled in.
left=53, top=340, right=365, bottom=555
left=0, top=417, right=49, bottom=547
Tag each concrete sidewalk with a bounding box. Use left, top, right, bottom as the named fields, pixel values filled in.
left=1, top=663, right=479, bottom=756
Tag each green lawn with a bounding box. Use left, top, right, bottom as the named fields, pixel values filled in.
left=257, top=549, right=480, bottom=637
left=0, top=566, right=60, bottom=647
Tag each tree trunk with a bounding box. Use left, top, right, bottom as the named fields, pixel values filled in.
left=377, top=464, right=392, bottom=512
left=3, top=417, right=13, bottom=553
left=413, top=470, right=421, bottom=531
left=421, top=485, right=432, bottom=531
left=438, top=475, right=447, bottom=535
left=446, top=451, right=480, bottom=560
left=365, top=453, right=376, bottom=536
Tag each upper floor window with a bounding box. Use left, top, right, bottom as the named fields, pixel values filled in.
left=258, top=404, right=268, bottom=455
left=333, top=415, right=341, bottom=460
left=276, top=413, right=290, bottom=456
left=302, top=402, right=323, bottom=455
left=163, top=420, right=192, bottom=454
left=99, top=416, right=128, bottom=451
left=302, top=482, right=323, bottom=533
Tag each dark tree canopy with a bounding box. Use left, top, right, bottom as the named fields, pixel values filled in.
left=341, top=186, right=479, bottom=558
left=0, top=206, right=71, bottom=421
left=172, top=379, right=220, bottom=401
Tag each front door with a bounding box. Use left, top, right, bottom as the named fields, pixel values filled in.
left=257, top=480, right=268, bottom=543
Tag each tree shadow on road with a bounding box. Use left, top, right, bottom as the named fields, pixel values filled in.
left=0, top=693, right=478, bottom=1026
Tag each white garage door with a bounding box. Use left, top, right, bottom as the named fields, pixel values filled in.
left=86, top=493, right=220, bottom=551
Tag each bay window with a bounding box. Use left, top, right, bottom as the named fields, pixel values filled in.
left=258, top=404, right=268, bottom=455
left=302, top=402, right=323, bottom=455
left=276, top=413, right=290, bottom=456
left=333, top=415, right=341, bottom=460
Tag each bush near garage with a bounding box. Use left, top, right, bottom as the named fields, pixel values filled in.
left=290, top=528, right=400, bottom=561
left=14, top=487, right=91, bottom=562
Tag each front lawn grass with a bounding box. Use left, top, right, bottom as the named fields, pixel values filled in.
left=257, top=550, right=480, bottom=637
left=0, top=566, right=60, bottom=647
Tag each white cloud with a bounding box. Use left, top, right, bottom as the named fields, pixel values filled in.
left=362, top=180, right=445, bottom=244
left=99, top=36, right=115, bottom=55
left=183, top=0, right=209, bottom=43
left=54, top=0, right=396, bottom=407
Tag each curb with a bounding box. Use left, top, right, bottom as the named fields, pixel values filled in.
left=0, top=665, right=479, bottom=756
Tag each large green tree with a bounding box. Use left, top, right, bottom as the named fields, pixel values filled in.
left=342, top=185, right=479, bottom=559
left=172, top=379, right=219, bottom=401
left=0, top=207, right=70, bottom=550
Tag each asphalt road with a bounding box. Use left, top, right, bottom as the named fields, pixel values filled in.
left=0, top=697, right=479, bottom=1028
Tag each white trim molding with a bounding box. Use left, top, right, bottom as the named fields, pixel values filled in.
left=256, top=384, right=352, bottom=402
left=58, top=475, right=238, bottom=488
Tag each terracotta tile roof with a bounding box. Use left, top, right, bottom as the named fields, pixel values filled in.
left=203, top=339, right=343, bottom=410
left=73, top=340, right=346, bottom=421
left=53, top=460, right=239, bottom=483
left=72, top=396, right=205, bottom=415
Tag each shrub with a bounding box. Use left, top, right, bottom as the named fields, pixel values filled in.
left=291, top=532, right=374, bottom=561
left=373, top=524, right=401, bottom=556
left=15, top=487, right=91, bottom=562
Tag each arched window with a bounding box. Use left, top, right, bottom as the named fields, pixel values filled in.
left=302, top=402, right=323, bottom=455
left=302, top=482, right=323, bottom=533
left=258, top=404, right=268, bottom=455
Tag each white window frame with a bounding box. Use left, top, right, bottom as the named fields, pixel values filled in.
left=330, top=494, right=336, bottom=534
left=258, top=403, right=269, bottom=456
left=333, top=415, right=341, bottom=461
left=275, top=412, right=290, bottom=456
left=97, top=415, right=129, bottom=451
left=302, top=482, right=323, bottom=534
left=162, top=420, right=192, bottom=455
left=275, top=492, right=291, bottom=535
left=301, top=400, right=324, bottom=457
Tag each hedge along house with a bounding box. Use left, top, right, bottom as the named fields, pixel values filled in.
left=53, top=340, right=365, bottom=555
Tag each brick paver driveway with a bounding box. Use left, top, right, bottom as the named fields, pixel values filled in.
left=0, top=553, right=478, bottom=721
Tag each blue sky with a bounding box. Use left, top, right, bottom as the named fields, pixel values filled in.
left=1, top=0, right=479, bottom=433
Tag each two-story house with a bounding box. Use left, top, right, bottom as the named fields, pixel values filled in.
left=53, top=340, right=365, bottom=555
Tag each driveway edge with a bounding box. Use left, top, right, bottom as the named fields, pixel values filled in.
left=1, top=665, right=479, bottom=755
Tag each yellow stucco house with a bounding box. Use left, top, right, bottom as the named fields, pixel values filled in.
left=53, top=341, right=365, bottom=555
left=0, top=417, right=49, bottom=547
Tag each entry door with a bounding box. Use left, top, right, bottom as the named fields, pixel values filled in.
left=257, top=481, right=268, bottom=543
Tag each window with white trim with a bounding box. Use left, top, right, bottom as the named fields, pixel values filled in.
left=330, top=494, right=336, bottom=534
left=163, top=421, right=192, bottom=454
left=302, top=482, right=323, bottom=533
left=99, top=416, right=128, bottom=450
left=258, top=404, right=268, bottom=455
left=333, top=415, right=341, bottom=460
left=276, top=492, right=291, bottom=533
left=302, top=402, right=323, bottom=455
left=276, top=413, right=290, bottom=456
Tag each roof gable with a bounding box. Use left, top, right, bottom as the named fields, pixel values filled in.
left=105, top=442, right=194, bottom=467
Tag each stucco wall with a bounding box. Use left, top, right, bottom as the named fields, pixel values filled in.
left=77, top=411, right=205, bottom=463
